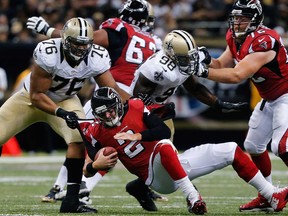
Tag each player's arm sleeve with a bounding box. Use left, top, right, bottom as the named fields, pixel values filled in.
left=140, top=112, right=171, bottom=141
left=86, top=141, right=102, bottom=161
left=105, top=28, right=123, bottom=49
left=80, top=122, right=102, bottom=159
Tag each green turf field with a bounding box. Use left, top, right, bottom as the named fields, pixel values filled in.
left=0, top=152, right=287, bottom=215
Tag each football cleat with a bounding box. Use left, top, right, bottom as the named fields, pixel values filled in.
left=239, top=194, right=273, bottom=212
left=79, top=195, right=92, bottom=205
left=60, top=198, right=97, bottom=213
left=79, top=181, right=91, bottom=198
left=270, top=186, right=288, bottom=212
left=54, top=181, right=92, bottom=204
left=74, top=205, right=97, bottom=213
left=41, top=185, right=62, bottom=203
left=126, top=179, right=157, bottom=211
left=187, top=193, right=207, bottom=215
left=148, top=188, right=169, bottom=202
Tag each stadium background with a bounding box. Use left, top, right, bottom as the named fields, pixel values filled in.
left=0, top=0, right=287, bottom=153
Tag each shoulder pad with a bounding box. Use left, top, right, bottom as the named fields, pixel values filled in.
left=100, top=18, right=124, bottom=32
left=34, top=39, right=60, bottom=67
left=249, top=35, right=276, bottom=53
left=88, top=45, right=111, bottom=72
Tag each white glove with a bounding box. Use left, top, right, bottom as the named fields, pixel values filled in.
left=26, top=16, right=55, bottom=38
left=193, top=63, right=209, bottom=78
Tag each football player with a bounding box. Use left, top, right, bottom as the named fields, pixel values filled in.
left=81, top=87, right=288, bottom=214
left=0, top=17, right=129, bottom=213
left=194, top=0, right=288, bottom=212
left=26, top=0, right=168, bottom=204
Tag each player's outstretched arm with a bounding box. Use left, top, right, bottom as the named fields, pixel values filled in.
left=26, top=16, right=60, bottom=38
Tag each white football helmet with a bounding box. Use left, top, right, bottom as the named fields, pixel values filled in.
left=163, top=30, right=199, bottom=75
left=61, top=17, right=93, bottom=62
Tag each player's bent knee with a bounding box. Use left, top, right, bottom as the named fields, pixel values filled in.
left=243, top=141, right=263, bottom=154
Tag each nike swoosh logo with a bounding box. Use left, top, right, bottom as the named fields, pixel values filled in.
left=258, top=38, right=265, bottom=43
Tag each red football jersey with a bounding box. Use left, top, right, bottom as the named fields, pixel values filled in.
left=100, top=18, right=156, bottom=86
left=80, top=99, right=158, bottom=181
left=226, top=27, right=288, bottom=101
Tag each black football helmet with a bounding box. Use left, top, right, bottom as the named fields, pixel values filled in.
left=61, top=17, right=93, bottom=62
left=118, top=0, right=149, bottom=28
left=229, top=0, right=263, bottom=39
left=91, top=87, right=124, bottom=127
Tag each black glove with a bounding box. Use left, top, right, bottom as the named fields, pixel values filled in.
left=150, top=102, right=176, bottom=120
left=193, top=63, right=209, bottom=78
left=136, top=93, right=154, bottom=105
left=214, top=99, right=249, bottom=113
left=198, top=46, right=211, bottom=65
left=55, top=107, right=79, bottom=129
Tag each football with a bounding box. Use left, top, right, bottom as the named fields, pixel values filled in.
left=94, top=146, right=117, bottom=161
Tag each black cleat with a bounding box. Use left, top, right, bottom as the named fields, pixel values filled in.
left=60, top=199, right=97, bottom=213
left=76, top=205, right=98, bottom=213
left=126, top=178, right=157, bottom=211
left=148, top=188, right=168, bottom=202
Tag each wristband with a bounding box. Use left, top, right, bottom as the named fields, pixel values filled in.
left=46, top=27, right=55, bottom=38
left=54, top=107, right=61, bottom=116
left=86, top=162, right=98, bottom=175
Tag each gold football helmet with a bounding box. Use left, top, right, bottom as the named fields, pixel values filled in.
left=61, top=17, right=94, bottom=62
left=142, top=2, right=155, bottom=32
left=163, top=30, right=199, bottom=75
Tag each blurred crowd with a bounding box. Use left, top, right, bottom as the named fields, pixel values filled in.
left=0, top=0, right=288, bottom=44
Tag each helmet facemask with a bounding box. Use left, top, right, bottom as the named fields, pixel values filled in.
left=229, top=0, right=263, bottom=40
left=61, top=17, right=94, bottom=62
left=163, top=30, right=199, bottom=75
left=91, top=87, right=124, bottom=127
left=63, top=36, right=93, bottom=61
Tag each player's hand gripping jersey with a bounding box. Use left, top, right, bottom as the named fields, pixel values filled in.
left=24, top=38, right=111, bottom=102
left=100, top=18, right=156, bottom=86
left=226, top=27, right=288, bottom=101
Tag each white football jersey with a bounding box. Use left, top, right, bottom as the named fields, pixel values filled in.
left=24, top=38, right=111, bottom=102
left=129, top=50, right=190, bottom=104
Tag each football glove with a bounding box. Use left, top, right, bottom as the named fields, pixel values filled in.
left=26, top=16, right=55, bottom=37
left=198, top=46, right=212, bottom=65
left=136, top=93, right=154, bottom=105
left=214, top=99, right=249, bottom=113
left=55, top=107, right=79, bottom=129
left=193, top=63, right=209, bottom=78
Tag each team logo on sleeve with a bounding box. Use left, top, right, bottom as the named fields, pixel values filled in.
left=154, top=71, right=164, bottom=81
left=259, top=41, right=267, bottom=50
